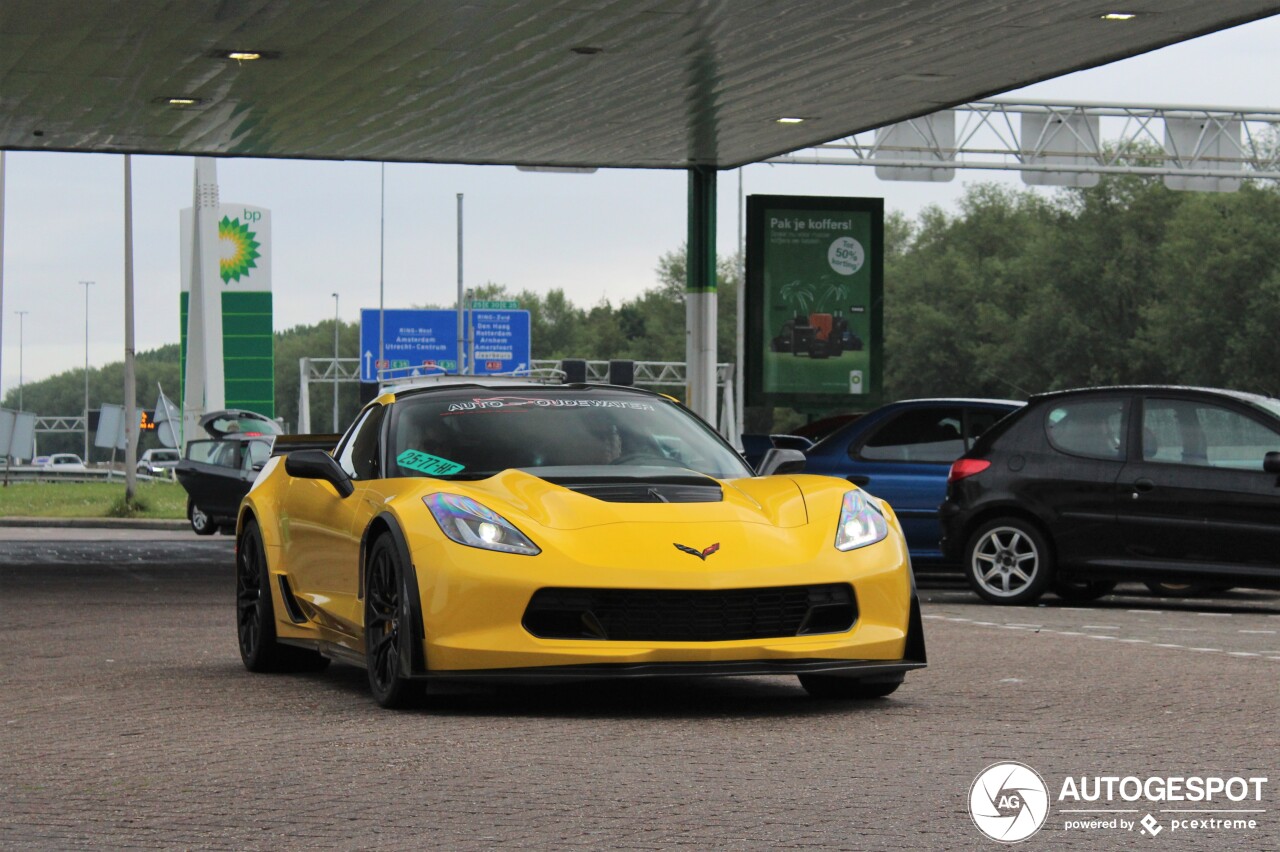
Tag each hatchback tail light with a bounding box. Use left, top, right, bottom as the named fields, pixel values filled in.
left=947, top=458, right=991, bottom=483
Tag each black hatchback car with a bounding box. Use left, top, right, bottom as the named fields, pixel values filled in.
left=940, top=386, right=1280, bottom=605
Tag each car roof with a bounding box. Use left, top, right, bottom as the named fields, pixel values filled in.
left=388, top=381, right=671, bottom=404
left=882, top=397, right=1025, bottom=407
left=1029, top=385, right=1277, bottom=406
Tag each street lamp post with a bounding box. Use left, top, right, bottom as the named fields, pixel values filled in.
left=332, top=292, right=340, bottom=431
left=14, top=310, right=26, bottom=411
left=79, top=281, right=93, bottom=462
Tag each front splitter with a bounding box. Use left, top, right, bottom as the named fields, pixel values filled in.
left=420, top=657, right=926, bottom=684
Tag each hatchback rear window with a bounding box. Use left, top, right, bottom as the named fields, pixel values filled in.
left=1045, top=400, right=1126, bottom=460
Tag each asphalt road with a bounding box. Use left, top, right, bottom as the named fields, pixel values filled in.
left=1, top=532, right=1277, bottom=850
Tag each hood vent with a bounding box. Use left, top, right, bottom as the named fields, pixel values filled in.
left=525, top=467, right=725, bottom=503
left=566, top=482, right=723, bottom=503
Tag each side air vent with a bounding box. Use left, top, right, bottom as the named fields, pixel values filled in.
left=276, top=575, right=309, bottom=624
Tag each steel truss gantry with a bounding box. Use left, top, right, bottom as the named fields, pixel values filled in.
left=296, top=357, right=362, bottom=434
left=34, top=415, right=86, bottom=434
left=770, top=99, right=1280, bottom=188
left=296, top=357, right=740, bottom=445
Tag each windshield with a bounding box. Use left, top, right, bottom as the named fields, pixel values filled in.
left=389, top=389, right=752, bottom=480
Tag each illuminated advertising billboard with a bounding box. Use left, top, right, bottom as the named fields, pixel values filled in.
left=745, top=195, right=883, bottom=410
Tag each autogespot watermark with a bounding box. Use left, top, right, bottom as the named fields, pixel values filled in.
left=967, top=763, right=1269, bottom=843
left=969, top=762, right=1051, bottom=843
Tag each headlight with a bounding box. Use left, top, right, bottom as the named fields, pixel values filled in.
left=834, top=490, right=888, bottom=551
left=423, top=493, right=540, bottom=556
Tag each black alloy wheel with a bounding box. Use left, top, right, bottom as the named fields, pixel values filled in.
left=189, top=500, right=216, bottom=536
left=364, top=536, right=425, bottom=709
left=237, top=520, right=329, bottom=673
left=237, top=521, right=278, bottom=671
left=798, top=674, right=902, bottom=699
left=965, top=518, right=1055, bottom=605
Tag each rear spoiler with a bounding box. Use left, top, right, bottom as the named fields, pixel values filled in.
left=270, top=433, right=343, bottom=456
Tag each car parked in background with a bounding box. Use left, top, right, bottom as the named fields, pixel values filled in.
left=136, top=448, right=181, bottom=476
left=941, top=386, right=1280, bottom=605
left=175, top=435, right=275, bottom=535
left=803, top=399, right=1023, bottom=563
left=42, top=453, right=88, bottom=472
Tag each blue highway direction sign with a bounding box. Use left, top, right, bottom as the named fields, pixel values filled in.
left=359, top=308, right=530, bottom=381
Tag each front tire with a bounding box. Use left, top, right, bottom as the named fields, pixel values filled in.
left=965, top=518, right=1054, bottom=605
left=189, top=500, right=216, bottom=536
left=364, top=535, right=425, bottom=709
left=799, top=674, right=902, bottom=699
left=237, top=520, right=329, bottom=674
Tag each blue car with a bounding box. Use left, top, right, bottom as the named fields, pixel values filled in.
left=804, top=398, right=1023, bottom=563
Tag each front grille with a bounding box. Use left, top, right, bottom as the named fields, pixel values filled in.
left=523, top=584, right=857, bottom=642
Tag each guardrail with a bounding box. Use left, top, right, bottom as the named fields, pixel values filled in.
left=0, top=467, right=178, bottom=484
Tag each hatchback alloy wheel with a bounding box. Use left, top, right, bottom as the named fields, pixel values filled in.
left=965, top=519, right=1054, bottom=605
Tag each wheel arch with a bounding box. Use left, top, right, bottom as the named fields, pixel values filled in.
left=236, top=495, right=283, bottom=551
left=236, top=503, right=258, bottom=538
left=361, top=511, right=428, bottom=677
left=958, top=502, right=1057, bottom=563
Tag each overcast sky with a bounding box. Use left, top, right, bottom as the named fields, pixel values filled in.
left=1, top=14, right=1277, bottom=398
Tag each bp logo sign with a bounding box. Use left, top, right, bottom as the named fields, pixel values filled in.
left=218, top=215, right=262, bottom=283
left=969, top=762, right=1050, bottom=843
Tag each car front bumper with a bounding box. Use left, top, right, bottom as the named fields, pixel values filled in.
left=417, top=595, right=927, bottom=684
left=405, top=521, right=924, bottom=676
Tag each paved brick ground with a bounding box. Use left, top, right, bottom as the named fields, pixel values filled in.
left=1, top=541, right=1277, bottom=850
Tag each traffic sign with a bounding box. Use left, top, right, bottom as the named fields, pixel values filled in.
left=471, top=299, right=519, bottom=310
left=359, top=308, right=530, bottom=381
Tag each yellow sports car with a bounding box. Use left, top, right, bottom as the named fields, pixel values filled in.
left=236, top=380, right=925, bottom=708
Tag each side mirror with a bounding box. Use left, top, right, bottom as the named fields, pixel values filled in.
left=770, top=434, right=814, bottom=453
left=285, top=449, right=354, bottom=498
left=757, top=448, right=807, bottom=476
left=1265, top=451, right=1280, bottom=474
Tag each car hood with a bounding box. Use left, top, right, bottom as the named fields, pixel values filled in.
left=428, top=468, right=854, bottom=532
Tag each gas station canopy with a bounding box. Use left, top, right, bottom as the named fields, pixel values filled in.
left=2, top=1, right=1277, bottom=170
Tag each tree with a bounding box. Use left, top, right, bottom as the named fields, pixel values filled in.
left=881, top=175, right=1280, bottom=402
left=883, top=184, right=1056, bottom=399
left=1135, top=183, right=1280, bottom=392
left=274, top=319, right=362, bottom=432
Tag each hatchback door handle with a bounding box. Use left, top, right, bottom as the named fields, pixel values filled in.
left=1131, top=478, right=1155, bottom=494
left=847, top=475, right=871, bottom=487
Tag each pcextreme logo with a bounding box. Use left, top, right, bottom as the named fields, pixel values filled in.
left=968, top=763, right=1270, bottom=843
